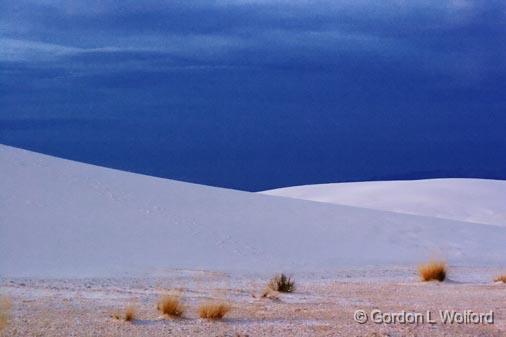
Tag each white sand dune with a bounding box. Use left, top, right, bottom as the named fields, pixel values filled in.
left=1, top=144, right=505, bottom=277
left=262, top=179, right=506, bottom=226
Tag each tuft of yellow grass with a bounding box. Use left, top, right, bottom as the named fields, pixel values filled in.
left=418, top=261, right=447, bottom=282
left=0, top=297, right=11, bottom=332
left=125, top=306, right=136, bottom=322
left=267, top=273, right=295, bottom=292
left=494, top=275, right=506, bottom=283
left=157, top=295, right=184, bottom=317
left=112, top=305, right=136, bottom=322
left=198, top=302, right=231, bottom=320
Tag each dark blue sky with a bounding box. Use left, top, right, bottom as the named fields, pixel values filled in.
left=1, top=0, right=505, bottom=191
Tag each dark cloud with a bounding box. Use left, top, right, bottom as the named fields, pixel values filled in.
left=0, top=0, right=505, bottom=190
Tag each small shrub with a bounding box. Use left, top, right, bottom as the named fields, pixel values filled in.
left=112, top=305, right=136, bottom=322
left=267, top=273, right=295, bottom=292
left=418, top=261, right=447, bottom=282
left=157, top=295, right=184, bottom=317
left=0, top=297, right=11, bottom=331
left=198, top=302, right=231, bottom=320
left=494, top=275, right=506, bottom=283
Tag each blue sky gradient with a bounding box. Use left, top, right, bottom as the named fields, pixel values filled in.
left=1, top=0, right=505, bottom=190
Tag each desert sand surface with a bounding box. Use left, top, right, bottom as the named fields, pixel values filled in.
left=1, top=267, right=506, bottom=337
left=2, top=146, right=506, bottom=336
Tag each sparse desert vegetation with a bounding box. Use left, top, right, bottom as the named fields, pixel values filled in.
left=198, top=302, right=231, bottom=320
left=125, top=306, right=136, bottom=322
left=2, top=267, right=506, bottom=336
left=112, top=305, right=136, bottom=322
left=0, top=297, right=11, bottom=332
left=418, top=261, right=447, bottom=282
left=494, top=274, right=506, bottom=283
left=157, top=295, right=184, bottom=317
left=267, top=273, right=295, bottom=292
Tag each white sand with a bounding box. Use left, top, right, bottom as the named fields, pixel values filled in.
left=1, top=267, right=506, bottom=337
left=1, top=144, right=506, bottom=278
left=262, top=178, right=506, bottom=226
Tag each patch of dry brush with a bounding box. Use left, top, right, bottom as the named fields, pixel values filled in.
left=494, top=275, right=506, bottom=283
left=0, top=297, right=11, bottom=332
left=157, top=295, right=184, bottom=318
left=418, top=261, right=447, bottom=282
left=268, top=273, right=295, bottom=292
left=198, top=302, right=231, bottom=320
left=112, top=305, right=136, bottom=322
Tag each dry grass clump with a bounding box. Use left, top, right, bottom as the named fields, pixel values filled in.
left=112, top=305, right=136, bottom=322
left=418, top=261, right=447, bottom=282
left=157, top=295, right=184, bottom=317
left=198, top=302, right=231, bottom=320
left=267, top=273, right=295, bottom=292
left=0, top=297, right=11, bottom=331
left=125, top=306, right=136, bottom=322
left=494, top=274, right=506, bottom=283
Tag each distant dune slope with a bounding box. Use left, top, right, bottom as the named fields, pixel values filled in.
left=1, top=145, right=506, bottom=277
left=262, top=179, right=506, bottom=226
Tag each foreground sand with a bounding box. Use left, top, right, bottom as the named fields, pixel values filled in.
left=1, top=267, right=505, bottom=337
